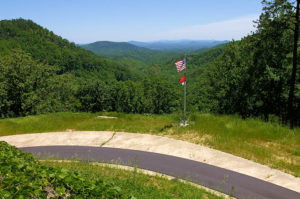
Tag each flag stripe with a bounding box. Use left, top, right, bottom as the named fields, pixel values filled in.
left=175, top=58, right=186, bottom=72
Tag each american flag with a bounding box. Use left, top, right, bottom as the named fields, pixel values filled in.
left=175, top=58, right=186, bottom=72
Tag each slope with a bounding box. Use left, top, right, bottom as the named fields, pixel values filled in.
left=0, top=19, right=135, bottom=81
left=153, top=44, right=225, bottom=83
left=81, top=41, right=149, bottom=55
left=81, top=41, right=181, bottom=71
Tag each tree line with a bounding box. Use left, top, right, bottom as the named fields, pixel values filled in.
left=0, top=50, right=180, bottom=118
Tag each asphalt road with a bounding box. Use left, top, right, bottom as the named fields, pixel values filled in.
left=20, top=146, right=300, bottom=199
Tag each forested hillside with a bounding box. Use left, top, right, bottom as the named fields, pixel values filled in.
left=0, top=19, right=135, bottom=81
left=0, top=19, right=180, bottom=118
left=0, top=0, right=299, bottom=127
left=81, top=41, right=181, bottom=73
left=81, top=41, right=149, bottom=55
left=80, top=40, right=225, bottom=83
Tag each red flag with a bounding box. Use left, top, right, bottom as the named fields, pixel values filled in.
left=179, top=74, right=185, bottom=86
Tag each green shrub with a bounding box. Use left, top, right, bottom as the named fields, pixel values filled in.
left=0, top=141, right=133, bottom=198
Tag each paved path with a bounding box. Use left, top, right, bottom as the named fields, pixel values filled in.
left=20, top=146, right=300, bottom=199
left=1, top=131, right=300, bottom=197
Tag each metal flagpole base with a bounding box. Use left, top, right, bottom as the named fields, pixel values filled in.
left=180, top=121, right=189, bottom=127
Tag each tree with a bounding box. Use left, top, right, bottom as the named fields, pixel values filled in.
left=287, top=0, right=300, bottom=128
left=254, top=0, right=296, bottom=122
left=0, top=49, right=54, bottom=117
left=77, top=79, right=114, bottom=112
left=202, top=0, right=300, bottom=126
left=0, top=49, right=79, bottom=117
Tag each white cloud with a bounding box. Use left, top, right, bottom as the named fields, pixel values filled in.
left=153, top=14, right=259, bottom=41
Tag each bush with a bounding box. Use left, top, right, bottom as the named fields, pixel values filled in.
left=0, top=141, right=132, bottom=198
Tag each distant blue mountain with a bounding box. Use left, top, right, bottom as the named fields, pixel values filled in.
left=80, top=41, right=181, bottom=70
left=129, top=40, right=229, bottom=52
left=81, top=41, right=150, bottom=55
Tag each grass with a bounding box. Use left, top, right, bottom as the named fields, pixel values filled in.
left=41, top=160, right=225, bottom=199
left=0, top=112, right=299, bottom=176
left=0, top=112, right=176, bottom=135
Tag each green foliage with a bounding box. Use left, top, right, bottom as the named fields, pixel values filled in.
left=0, top=5, right=299, bottom=127
left=0, top=50, right=79, bottom=117
left=81, top=41, right=182, bottom=79
left=0, top=141, right=133, bottom=198
left=184, top=45, right=225, bottom=112
left=77, top=79, right=116, bottom=112
left=77, top=77, right=180, bottom=114
left=0, top=18, right=134, bottom=81
left=43, top=161, right=224, bottom=199
left=0, top=19, right=183, bottom=117
left=192, top=0, right=300, bottom=125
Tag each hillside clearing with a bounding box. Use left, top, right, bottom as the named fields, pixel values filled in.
left=0, top=112, right=299, bottom=177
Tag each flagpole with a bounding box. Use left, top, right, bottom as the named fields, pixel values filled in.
left=184, top=56, right=187, bottom=126
left=175, top=56, right=187, bottom=126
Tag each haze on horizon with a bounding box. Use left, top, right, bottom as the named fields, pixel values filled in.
left=0, top=0, right=262, bottom=43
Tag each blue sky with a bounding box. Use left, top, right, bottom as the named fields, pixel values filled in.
left=0, top=0, right=263, bottom=43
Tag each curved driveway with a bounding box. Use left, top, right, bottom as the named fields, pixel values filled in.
left=20, top=145, right=300, bottom=199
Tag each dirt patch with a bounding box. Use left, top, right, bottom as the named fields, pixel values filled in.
left=272, top=154, right=295, bottom=164
left=200, top=134, right=213, bottom=143
left=97, top=116, right=118, bottom=119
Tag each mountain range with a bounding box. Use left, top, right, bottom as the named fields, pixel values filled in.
left=129, top=40, right=228, bottom=51
left=80, top=41, right=182, bottom=72
left=80, top=40, right=227, bottom=72
left=81, top=40, right=228, bottom=54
